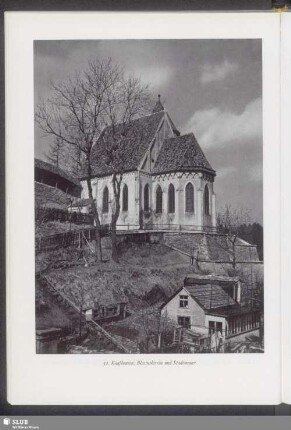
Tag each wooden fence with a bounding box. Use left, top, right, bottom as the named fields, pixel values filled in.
left=35, top=225, right=110, bottom=253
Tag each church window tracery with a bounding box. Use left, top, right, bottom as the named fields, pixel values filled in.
left=204, top=184, right=210, bottom=215
left=102, top=186, right=109, bottom=213
left=168, top=183, right=175, bottom=213
left=185, top=182, right=195, bottom=213
left=144, top=184, right=150, bottom=212
left=122, top=184, right=128, bottom=212
left=156, top=185, right=163, bottom=213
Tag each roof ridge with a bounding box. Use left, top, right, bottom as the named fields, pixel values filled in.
left=35, top=158, right=81, bottom=187
left=164, top=132, right=194, bottom=141
left=101, top=109, right=165, bottom=132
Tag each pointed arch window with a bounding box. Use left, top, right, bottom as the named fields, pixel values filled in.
left=102, top=186, right=109, bottom=213
left=122, top=184, right=128, bottom=212
left=168, top=184, right=175, bottom=214
left=185, top=183, right=195, bottom=213
left=156, top=185, right=163, bottom=214
left=204, top=184, right=210, bottom=215
left=144, top=184, right=150, bottom=212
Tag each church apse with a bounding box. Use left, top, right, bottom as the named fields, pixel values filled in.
left=81, top=97, right=216, bottom=232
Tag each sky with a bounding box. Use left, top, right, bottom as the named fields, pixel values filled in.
left=34, top=39, right=262, bottom=223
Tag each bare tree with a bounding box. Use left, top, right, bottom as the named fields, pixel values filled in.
left=36, top=58, right=151, bottom=263
left=138, top=305, right=174, bottom=352
left=100, top=75, right=151, bottom=261
left=46, top=137, right=63, bottom=168
left=216, top=205, right=251, bottom=273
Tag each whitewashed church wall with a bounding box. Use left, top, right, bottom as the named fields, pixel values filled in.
left=81, top=170, right=216, bottom=230
left=81, top=173, right=140, bottom=229
left=139, top=171, right=153, bottom=228
left=149, top=172, right=216, bottom=230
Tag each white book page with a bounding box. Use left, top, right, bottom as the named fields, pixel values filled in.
left=281, top=12, right=291, bottom=405
left=6, top=11, right=281, bottom=405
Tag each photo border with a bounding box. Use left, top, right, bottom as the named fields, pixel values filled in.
left=1, top=0, right=289, bottom=417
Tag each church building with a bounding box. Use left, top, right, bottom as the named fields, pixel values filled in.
left=80, top=97, right=217, bottom=232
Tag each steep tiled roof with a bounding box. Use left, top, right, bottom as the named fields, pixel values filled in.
left=186, top=284, right=237, bottom=310
left=35, top=182, right=71, bottom=209
left=86, top=111, right=165, bottom=178
left=35, top=158, right=81, bottom=188
left=152, top=97, right=165, bottom=113
left=185, top=274, right=240, bottom=285
left=152, top=133, right=215, bottom=175
left=45, top=268, right=129, bottom=310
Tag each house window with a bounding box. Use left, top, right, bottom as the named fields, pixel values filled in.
left=185, top=182, right=194, bottom=213
left=122, top=184, right=128, bottom=212
left=156, top=185, right=163, bottom=213
left=204, top=184, right=210, bottom=215
left=102, top=186, right=109, bottom=213
left=178, top=316, right=191, bottom=328
left=179, top=295, right=189, bottom=308
left=168, top=183, right=175, bottom=213
left=144, top=184, right=150, bottom=212
left=208, top=320, right=223, bottom=335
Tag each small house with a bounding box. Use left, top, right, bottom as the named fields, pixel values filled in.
left=83, top=286, right=129, bottom=324
left=161, top=274, right=260, bottom=341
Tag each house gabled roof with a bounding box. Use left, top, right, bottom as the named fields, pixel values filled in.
left=85, top=111, right=165, bottom=178
left=44, top=270, right=129, bottom=311
left=184, top=274, right=240, bottom=286
left=35, top=182, right=71, bottom=209
left=160, top=276, right=238, bottom=311
left=185, top=284, right=237, bottom=311
left=35, top=158, right=81, bottom=188
left=152, top=133, right=215, bottom=176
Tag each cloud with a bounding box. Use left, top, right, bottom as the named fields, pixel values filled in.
left=187, top=97, right=262, bottom=149
left=128, top=65, right=174, bottom=89
left=219, top=166, right=236, bottom=178
left=248, top=163, right=263, bottom=182
left=200, top=60, right=238, bottom=84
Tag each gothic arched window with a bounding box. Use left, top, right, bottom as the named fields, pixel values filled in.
left=168, top=183, right=175, bottom=214
left=122, top=184, right=128, bottom=212
left=144, top=184, right=150, bottom=212
left=102, top=186, right=109, bottom=213
left=204, top=184, right=210, bottom=215
left=185, top=183, right=194, bottom=213
left=156, top=185, right=163, bottom=213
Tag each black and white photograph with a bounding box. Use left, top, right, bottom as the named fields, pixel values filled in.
left=34, top=39, right=264, bottom=355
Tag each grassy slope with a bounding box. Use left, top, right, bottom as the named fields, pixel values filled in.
left=35, top=221, right=91, bottom=239
left=36, top=242, right=193, bottom=330
left=43, top=243, right=191, bottom=308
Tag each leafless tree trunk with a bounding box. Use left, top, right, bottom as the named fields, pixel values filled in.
left=215, top=204, right=250, bottom=274
left=46, top=137, right=63, bottom=168
left=100, top=75, right=152, bottom=262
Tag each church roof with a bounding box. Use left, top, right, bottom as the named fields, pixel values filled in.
left=86, top=111, right=165, bottom=178
left=152, top=95, right=165, bottom=113
left=152, top=133, right=215, bottom=175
